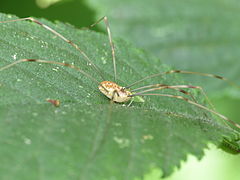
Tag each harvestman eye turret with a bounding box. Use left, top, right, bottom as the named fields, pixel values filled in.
left=0, top=16, right=240, bottom=130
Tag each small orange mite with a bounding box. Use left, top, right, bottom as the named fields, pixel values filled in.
left=46, top=99, right=60, bottom=107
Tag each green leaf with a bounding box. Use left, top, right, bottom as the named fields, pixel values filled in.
left=35, top=0, right=63, bottom=8
left=86, top=0, right=240, bottom=98
left=218, top=136, right=240, bottom=154
left=0, top=13, right=238, bottom=179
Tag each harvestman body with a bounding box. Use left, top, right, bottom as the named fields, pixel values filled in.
left=0, top=16, right=240, bottom=130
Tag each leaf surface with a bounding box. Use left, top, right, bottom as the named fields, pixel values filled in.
left=0, top=13, right=238, bottom=179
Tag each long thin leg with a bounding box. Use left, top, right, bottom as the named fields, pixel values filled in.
left=131, top=84, right=228, bottom=128
left=129, top=93, right=240, bottom=130
left=132, top=83, right=197, bottom=102
left=86, top=16, right=117, bottom=81
left=0, top=59, right=100, bottom=84
left=126, top=70, right=240, bottom=89
left=131, top=84, right=215, bottom=110
left=0, top=17, right=105, bottom=80
left=127, top=99, right=134, bottom=107
left=130, top=84, right=212, bottom=122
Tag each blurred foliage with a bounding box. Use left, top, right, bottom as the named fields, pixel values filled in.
left=0, top=0, right=94, bottom=27
left=164, top=146, right=240, bottom=180
left=0, top=0, right=240, bottom=179
left=36, top=0, right=63, bottom=8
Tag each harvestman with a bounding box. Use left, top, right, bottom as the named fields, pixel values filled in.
left=0, top=16, right=240, bottom=130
